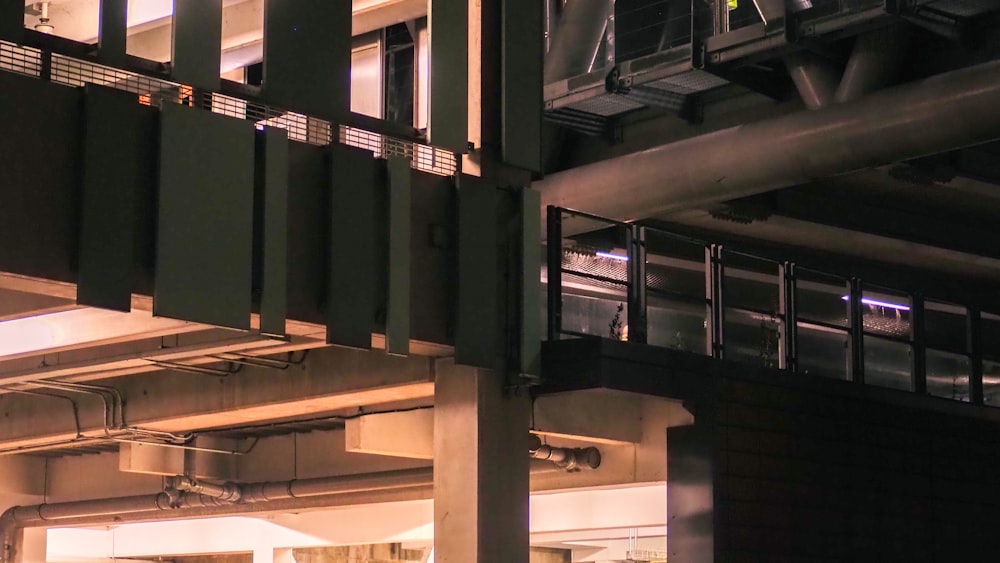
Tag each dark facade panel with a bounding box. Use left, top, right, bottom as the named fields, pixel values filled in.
left=155, top=103, right=255, bottom=329
left=502, top=0, right=543, bottom=172
left=456, top=176, right=499, bottom=368
left=520, top=188, right=541, bottom=376
left=172, top=0, right=223, bottom=91
left=327, top=143, right=377, bottom=349
left=0, top=1, right=22, bottom=42
left=667, top=423, right=716, bottom=563
left=429, top=0, right=468, bottom=152
left=409, top=170, right=454, bottom=345
left=263, top=1, right=351, bottom=119
left=77, top=85, right=148, bottom=311
left=286, top=142, right=328, bottom=326
left=386, top=156, right=412, bottom=356
left=97, top=0, right=128, bottom=65
left=255, top=127, right=289, bottom=336
left=0, top=72, right=81, bottom=283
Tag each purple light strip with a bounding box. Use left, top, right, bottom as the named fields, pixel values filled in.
left=841, top=295, right=910, bottom=311
left=596, top=251, right=628, bottom=261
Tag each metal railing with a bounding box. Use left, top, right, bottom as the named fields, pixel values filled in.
left=546, top=206, right=1000, bottom=408
left=0, top=39, right=457, bottom=177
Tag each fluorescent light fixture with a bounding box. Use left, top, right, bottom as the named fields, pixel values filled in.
left=596, top=252, right=628, bottom=261
left=841, top=295, right=910, bottom=311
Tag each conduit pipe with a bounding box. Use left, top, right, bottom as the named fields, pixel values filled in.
left=784, top=51, right=839, bottom=110
left=544, top=0, right=614, bottom=83
left=0, top=440, right=605, bottom=560
left=0, top=468, right=433, bottom=563
left=536, top=58, right=1000, bottom=224
left=834, top=26, right=909, bottom=104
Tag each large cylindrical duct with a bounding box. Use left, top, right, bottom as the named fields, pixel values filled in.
left=536, top=59, right=1000, bottom=223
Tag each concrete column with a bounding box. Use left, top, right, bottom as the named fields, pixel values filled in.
left=433, top=359, right=530, bottom=563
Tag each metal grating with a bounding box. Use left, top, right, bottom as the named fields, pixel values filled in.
left=0, top=40, right=457, bottom=177
left=340, top=125, right=458, bottom=177
left=647, top=69, right=729, bottom=94
left=0, top=40, right=42, bottom=77
left=566, top=93, right=646, bottom=117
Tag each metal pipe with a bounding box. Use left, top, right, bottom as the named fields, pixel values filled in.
left=241, top=467, right=432, bottom=502
left=784, top=51, right=839, bottom=110
left=530, top=444, right=602, bottom=471
left=834, top=26, right=908, bottom=104
left=544, top=0, right=614, bottom=84
left=536, top=59, right=1000, bottom=224
left=167, top=476, right=242, bottom=503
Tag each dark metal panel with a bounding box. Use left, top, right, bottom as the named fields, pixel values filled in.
left=667, top=423, right=716, bottom=563
left=0, top=72, right=81, bottom=283
left=0, top=0, right=22, bottom=42
left=429, top=0, right=468, bottom=152
left=327, top=143, right=378, bottom=350
left=263, top=0, right=351, bottom=120
left=98, top=0, right=128, bottom=66
left=456, top=177, right=499, bottom=369
left=256, top=127, right=289, bottom=336
left=502, top=0, right=542, bottom=171
left=77, top=85, right=145, bottom=311
left=172, top=0, right=223, bottom=91
left=285, top=143, right=328, bottom=325
left=386, top=156, right=412, bottom=356
left=520, top=189, right=541, bottom=377
left=545, top=206, right=563, bottom=341
left=155, top=103, right=255, bottom=329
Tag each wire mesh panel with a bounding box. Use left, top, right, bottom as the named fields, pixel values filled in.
left=0, top=40, right=41, bottom=77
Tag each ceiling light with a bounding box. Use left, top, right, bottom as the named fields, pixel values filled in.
left=596, top=251, right=628, bottom=261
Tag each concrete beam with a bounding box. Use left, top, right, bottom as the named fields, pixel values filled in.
left=0, top=346, right=435, bottom=452
left=345, top=409, right=434, bottom=459
left=0, top=456, right=45, bottom=496
left=532, top=389, right=643, bottom=445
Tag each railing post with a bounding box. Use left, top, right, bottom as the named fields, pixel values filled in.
left=707, top=244, right=725, bottom=359
left=39, top=50, right=52, bottom=81
left=779, top=261, right=797, bottom=372
left=911, top=294, right=927, bottom=395
left=546, top=206, right=563, bottom=341
left=626, top=225, right=647, bottom=344
left=848, top=277, right=865, bottom=384
left=969, top=307, right=984, bottom=405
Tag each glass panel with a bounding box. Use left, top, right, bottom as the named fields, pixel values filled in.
left=648, top=296, right=707, bottom=354
left=724, top=308, right=780, bottom=369
left=25, top=0, right=99, bottom=43
left=561, top=291, right=628, bottom=340
left=982, top=312, right=1000, bottom=360
left=351, top=41, right=382, bottom=118
left=925, top=301, right=967, bottom=353
left=127, top=0, right=174, bottom=62
left=384, top=23, right=415, bottom=127
left=862, top=287, right=911, bottom=339
left=646, top=232, right=705, bottom=301
left=984, top=360, right=1000, bottom=407
left=723, top=252, right=779, bottom=315
left=220, top=0, right=264, bottom=81
left=796, top=271, right=848, bottom=327
left=864, top=335, right=912, bottom=391
left=797, top=323, right=848, bottom=380
left=926, top=349, right=970, bottom=402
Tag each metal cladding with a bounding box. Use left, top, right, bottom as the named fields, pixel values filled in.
left=536, top=59, right=1000, bottom=223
